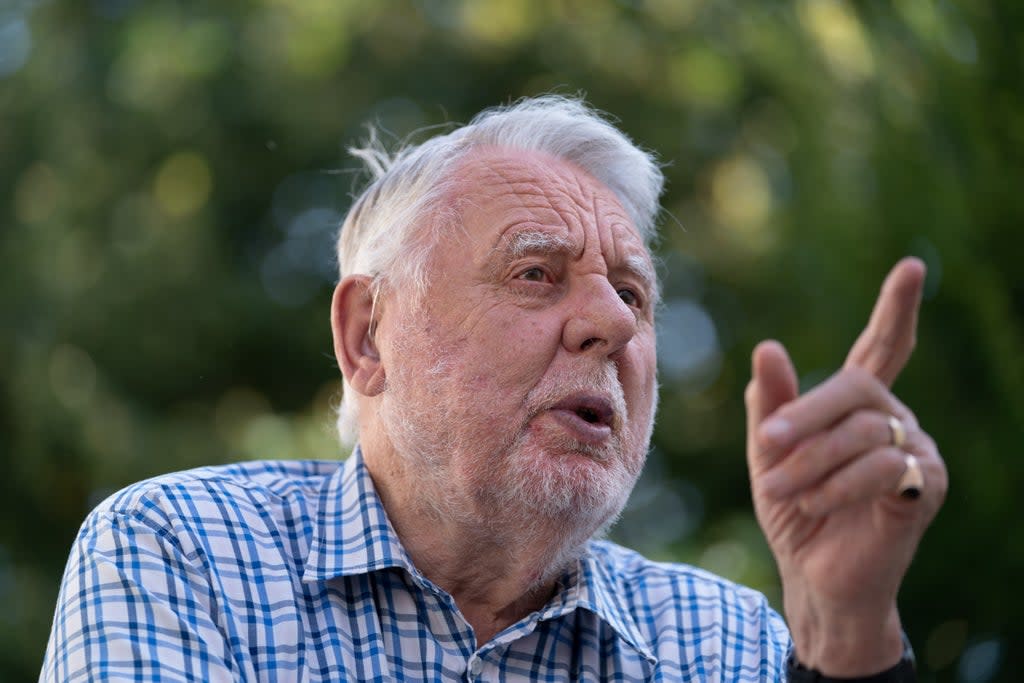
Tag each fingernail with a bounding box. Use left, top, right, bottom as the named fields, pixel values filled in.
left=760, top=418, right=791, bottom=445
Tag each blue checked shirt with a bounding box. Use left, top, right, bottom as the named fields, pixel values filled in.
left=42, top=449, right=790, bottom=681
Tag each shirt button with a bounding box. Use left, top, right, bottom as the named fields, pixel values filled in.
left=469, top=658, right=483, bottom=676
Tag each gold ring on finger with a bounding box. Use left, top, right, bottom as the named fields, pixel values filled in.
left=887, top=414, right=907, bottom=449
left=897, top=452, right=924, bottom=500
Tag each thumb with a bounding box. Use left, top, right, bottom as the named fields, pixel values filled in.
left=748, top=340, right=799, bottom=423
left=745, top=340, right=799, bottom=471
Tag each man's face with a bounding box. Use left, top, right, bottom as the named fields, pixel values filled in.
left=376, top=147, right=658, bottom=534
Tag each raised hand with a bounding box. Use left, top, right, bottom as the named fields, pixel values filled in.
left=744, top=258, right=948, bottom=676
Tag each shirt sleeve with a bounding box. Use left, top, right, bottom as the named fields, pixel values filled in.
left=40, top=505, right=243, bottom=683
left=759, top=598, right=792, bottom=681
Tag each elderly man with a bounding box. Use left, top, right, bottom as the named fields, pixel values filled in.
left=42, top=97, right=945, bottom=681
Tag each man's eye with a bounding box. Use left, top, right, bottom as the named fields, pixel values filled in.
left=617, top=288, right=640, bottom=307
left=518, top=267, right=547, bottom=282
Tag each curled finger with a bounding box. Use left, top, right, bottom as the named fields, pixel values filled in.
left=759, top=409, right=894, bottom=499
left=796, top=447, right=908, bottom=517
left=757, top=367, right=902, bottom=454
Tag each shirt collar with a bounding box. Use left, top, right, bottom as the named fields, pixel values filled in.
left=533, top=550, right=658, bottom=668
left=300, top=448, right=657, bottom=666
left=301, top=447, right=416, bottom=583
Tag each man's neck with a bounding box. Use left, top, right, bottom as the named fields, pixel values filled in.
left=360, top=445, right=589, bottom=646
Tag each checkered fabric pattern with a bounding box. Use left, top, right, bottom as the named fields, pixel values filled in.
left=42, top=448, right=790, bottom=681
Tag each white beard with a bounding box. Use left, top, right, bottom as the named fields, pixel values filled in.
left=378, top=327, right=653, bottom=565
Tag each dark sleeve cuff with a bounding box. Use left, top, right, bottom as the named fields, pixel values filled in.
left=786, top=634, right=916, bottom=682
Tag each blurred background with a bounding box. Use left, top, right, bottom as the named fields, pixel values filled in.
left=2, top=0, right=1022, bottom=680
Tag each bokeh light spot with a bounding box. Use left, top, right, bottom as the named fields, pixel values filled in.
left=262, top=171, right=341, bottom=306
left=459, top=0, right=537, bottom=47
left=246, top=1, right=357, bottom=78
left=668, top=46, right=742, bottom=110
left=153, top=152, right=213, bottom=218
left=617, top=470, right=703, bottom=558
left=709, top=156, right=775, bottom=243
left=958, top=638, right=1003, bottom=682
left=0, top=18, right=32, bottom=78
left=657, top=299, right=722, bottom=390
left=106, top=12, right=228, bottom=110
left=797, top=0, right=875, bottom=84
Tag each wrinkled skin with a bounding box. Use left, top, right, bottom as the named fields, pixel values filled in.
left=372, top=147, right=659, bottom=536
left=746, top=258, right=948, bottom=674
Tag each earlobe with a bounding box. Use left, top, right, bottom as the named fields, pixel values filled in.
left=331, top=276, right=387, bottom=397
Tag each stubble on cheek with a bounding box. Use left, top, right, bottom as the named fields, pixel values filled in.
left=465, top=363, right=649, bottom=524
left=381, top=299, right=652, bottom=533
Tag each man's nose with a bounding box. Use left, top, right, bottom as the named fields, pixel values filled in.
left=562, top=276, right=637, bottom=357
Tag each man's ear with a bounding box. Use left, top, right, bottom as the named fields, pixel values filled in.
left=331, top=276, right=386, bottom=397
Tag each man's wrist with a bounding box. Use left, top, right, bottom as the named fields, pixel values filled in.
left=784, top=587, right=904, bottom=675
left=787, top=632, right=916, bottom=682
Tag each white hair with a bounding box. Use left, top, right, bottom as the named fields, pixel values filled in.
left=335, top=95, right=665, bottom=444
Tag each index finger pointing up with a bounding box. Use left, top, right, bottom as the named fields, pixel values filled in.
left=843, top=257, right=926, bottom=388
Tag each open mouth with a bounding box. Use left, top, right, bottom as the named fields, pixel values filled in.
left=546, top=394, right=617, bottom=444
left=554, top=396, right=613, bottom=426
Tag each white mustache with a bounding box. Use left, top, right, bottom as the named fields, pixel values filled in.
left=525, top=364, right=628, bottom=431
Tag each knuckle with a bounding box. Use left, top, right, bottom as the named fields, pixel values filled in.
left=848, top=409, right=878, bottom=439
left=820, top=425, right=848, bottom=460
left=844, top=365, right=872, bottom=384
left=791, top=434, right=824, bottom=474
left=884, top=447, right=907, bottom=473
left=898, top=406, right=919, bottom=430
left=845, top=365, right=895, bottom=407
left=821, top=477, right=850, bottom=507
left=842, top=366, right=877, bottom=393
left=822, top=428, right=842, bottom=458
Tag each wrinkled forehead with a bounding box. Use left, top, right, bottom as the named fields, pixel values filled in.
left=445, top=146, right=652, bottom=260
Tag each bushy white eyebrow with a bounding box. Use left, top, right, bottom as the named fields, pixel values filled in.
left=503, top=230, right=574, bottom=258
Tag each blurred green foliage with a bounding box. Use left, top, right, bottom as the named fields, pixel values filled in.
left=2, top=0, right=1022, bottom=680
